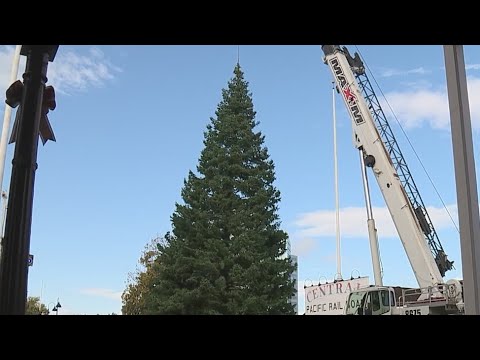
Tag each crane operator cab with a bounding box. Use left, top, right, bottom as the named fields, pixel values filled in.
left=345, top=287, right=397, bottom=315
left=345, top=282, right=464, bottom=315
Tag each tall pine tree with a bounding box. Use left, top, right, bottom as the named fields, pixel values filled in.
left=146, top=64, right=295, bottom=315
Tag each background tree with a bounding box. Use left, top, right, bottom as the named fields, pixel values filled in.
left=121, top=236, right=164, bottom=315
left=26, top=296, right=49, bottom=315
left=145, top=64, right=295, bottom=315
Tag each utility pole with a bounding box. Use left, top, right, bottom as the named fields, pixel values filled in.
left=0, top=46, right=21, bottom=266
left=444, top=45, right=480, bottom=315
left=0, top=45, right=58, bottom=315
left=0, top=45, right=22, bottom=191
left=0, top=191, right=7, bottom=260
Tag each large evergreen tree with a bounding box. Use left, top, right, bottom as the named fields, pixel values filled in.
left=146, top=64, right=295, bottom=314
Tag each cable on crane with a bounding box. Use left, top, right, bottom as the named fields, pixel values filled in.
left=354, top=46, right=460, bottom=234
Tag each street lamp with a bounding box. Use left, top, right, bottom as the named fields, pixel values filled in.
left=0, top=45, right=59, bottom=315
left=48, top=298, right=61, bottom=315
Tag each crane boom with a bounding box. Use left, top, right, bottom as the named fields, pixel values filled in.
left=322, top=45, right=451, bottom=288
left=347, top=48, right=453, bottom=277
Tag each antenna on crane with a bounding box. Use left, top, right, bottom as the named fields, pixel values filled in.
left=332, top=81, right=343, bottom=281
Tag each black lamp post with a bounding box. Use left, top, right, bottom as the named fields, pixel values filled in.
left=47, top=298, right=61, bottom=315
left=0, top=45, right=59, bottom=315
left=52, top=298, right=61, bottom=315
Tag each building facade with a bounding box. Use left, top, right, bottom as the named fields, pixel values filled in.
left=289, top=254, right=298, bottom=314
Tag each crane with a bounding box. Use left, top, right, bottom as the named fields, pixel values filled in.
left=321, top=45, right=464, bottom=315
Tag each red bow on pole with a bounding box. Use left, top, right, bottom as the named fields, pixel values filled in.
left=6, top=79, right=57, bottom=145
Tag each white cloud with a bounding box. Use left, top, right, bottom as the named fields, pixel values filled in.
left=398, top=79, right=434, bottom=91
left=291, top=237, right=316, bottom=256
left=382, top=89, right=449, bottom=129
left=89, top=47, right=105, bottom=59
left=0, top=45, right=121, bottom=96
left=48, top=47, right=122, bottom=95
left=381, top=76, right=480, bottom=130
left=381, top=67, right=430, bottom=77
left=80, top=288, right=122, bottom=301
left=466, top=64, right=480, bottom=70
left=295, top=206, right=395, bottom=238
left=293, top=204, right=458, bottom=239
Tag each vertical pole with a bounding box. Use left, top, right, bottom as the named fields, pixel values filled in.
left=359, top=150, right=383, bottom=286
left=39, top=280, right=44, bottom=310
left=333, top=82, right=342, bottom=280
left=0, top=46, right=21, bottom=265
left=444, top=45, right=480, bottom=315
left=0, top=45, right=58, bottom=315
left=0, top=45, right=22, bottom=192
left=0, top=191, right=7, bottom=260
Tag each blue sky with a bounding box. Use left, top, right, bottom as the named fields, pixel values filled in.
left=0, top=45, right=479, bottom=315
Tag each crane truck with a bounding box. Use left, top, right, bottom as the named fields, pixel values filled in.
left=321, top=45, right=464, bottom=315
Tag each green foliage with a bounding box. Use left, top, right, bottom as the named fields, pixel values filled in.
left=121, top=237, right=165, bottom=315
left=26, top=296, right=49, bottom=315
left=143, top=64, right=296, bottom=314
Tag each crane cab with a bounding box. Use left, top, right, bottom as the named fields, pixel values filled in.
left=345, top=286, right=400, bottom=315
left=345, top=282, right=464, bottom=315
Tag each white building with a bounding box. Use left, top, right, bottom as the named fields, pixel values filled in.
left=289, top=254, right=298, bottom=314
